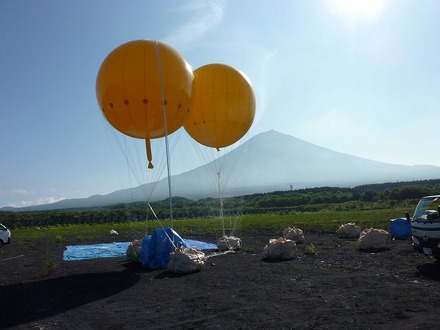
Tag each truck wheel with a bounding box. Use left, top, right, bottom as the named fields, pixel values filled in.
left=0, top=240, right=3, bottom=248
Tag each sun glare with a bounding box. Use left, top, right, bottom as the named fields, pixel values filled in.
left=329, top=0, right=386, bottom=20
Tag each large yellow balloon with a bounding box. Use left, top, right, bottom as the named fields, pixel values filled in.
left=184, top=63, right=256, bottom=149
left=96, top=40, right=193, bottom=167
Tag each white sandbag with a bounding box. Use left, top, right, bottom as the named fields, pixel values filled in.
left=217, top=236, right=241, bottom=251
left=126, top=239, right=142, bottom=260
left=336, top=222, right=361, bottom=238
left=263, top=237, right=297, bottom=260
left=167, top=247, right=205, bottom=274
left=283, top=227, right=305, bottom=243
left=358, top=228, right=391, bottom=250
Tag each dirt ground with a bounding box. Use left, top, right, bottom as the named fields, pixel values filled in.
left=1, top=228, right=440, bottom=330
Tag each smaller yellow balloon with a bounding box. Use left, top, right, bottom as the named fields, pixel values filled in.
left=184, top=63, right=256, bottom=149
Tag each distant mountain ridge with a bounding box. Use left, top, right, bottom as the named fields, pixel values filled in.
left=3, top=130, right=440, bottom=211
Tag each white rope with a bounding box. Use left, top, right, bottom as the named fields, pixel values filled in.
left=147, top=202, right=177, bottom=250
left=153, top=40, right=174, bottom=229
left=0, top=254, right=24, bottom=262
left=204, top=250, right=235, bottom=259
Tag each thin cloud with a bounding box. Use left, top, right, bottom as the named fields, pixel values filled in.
left=6, top=196, right=66, bottom=208
left=163, top=0, right=225, bottom=49
left=0, top=188, right=35, bottom=197
left=0, top=188, right=66, bottom=208
left=251, top=48, right=278, bottom=130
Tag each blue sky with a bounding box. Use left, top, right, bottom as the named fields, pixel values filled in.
left=1, top=0, right=440, bottom=208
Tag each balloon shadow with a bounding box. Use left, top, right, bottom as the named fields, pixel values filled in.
left=0, top=270, right=140, bottom=328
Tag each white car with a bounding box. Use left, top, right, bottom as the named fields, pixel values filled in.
left=0, top=223, right=11, bottom=247
left=407, top=195, right=440, bottom=261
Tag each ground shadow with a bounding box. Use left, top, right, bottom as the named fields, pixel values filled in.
left=261, top=257, right=301, bottom=263
left=358, top=247, right=391, bottom=253
left=416, top=262, right=440, bottom=281
left=153, top=269, right=202, bottom=279
left=0, top=271, right=140, bottom=328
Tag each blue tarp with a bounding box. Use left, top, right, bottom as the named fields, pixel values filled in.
left=140, top=227, right=188, bottom=269
left=64, top=242, right=129, bottom=261
left=63, top=228, right=217, bottom=262
left=183, top=239, right=217, bottom=250
left=389, top=218, right=412, bottom=239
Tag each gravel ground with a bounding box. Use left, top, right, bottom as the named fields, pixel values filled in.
left=1, top=230, right=440, bottom=329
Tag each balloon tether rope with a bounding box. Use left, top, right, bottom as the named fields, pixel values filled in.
left=154, top=40, right=174, bottom=229
left=217, top=170, right=225, bottom=237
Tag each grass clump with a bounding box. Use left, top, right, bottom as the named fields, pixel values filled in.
left=53, top=235, right=63, bottom=244
left=41, top=253, right=60, bottom=276
left=304, top=244, right=319, bottom=256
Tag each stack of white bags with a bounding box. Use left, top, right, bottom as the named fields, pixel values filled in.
left=167, top=247, right=205, bottom=274
left=217, top=235, right=242, bottom=251
left=336, top=222, right=361, bottom=238
left=263, top=237, right=297, bottom=260
left=283, top=227, right=305, bottom=243
left=357, top=228, right=391, bottom=250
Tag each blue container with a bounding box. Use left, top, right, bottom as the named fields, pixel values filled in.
left=389, top=218, right=412, bottom=239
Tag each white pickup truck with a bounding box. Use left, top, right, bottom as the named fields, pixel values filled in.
left=0, top=223, right=11, bottom=247
left=407, top=195, right=440, bottom=261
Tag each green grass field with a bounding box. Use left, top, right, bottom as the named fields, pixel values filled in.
left=8, top=208, right=408, bottom=243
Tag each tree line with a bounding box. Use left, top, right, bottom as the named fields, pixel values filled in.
left=1, top=179, right=440, bottom=229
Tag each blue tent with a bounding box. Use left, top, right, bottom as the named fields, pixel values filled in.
left=139, top=227, right=188, bottom=269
